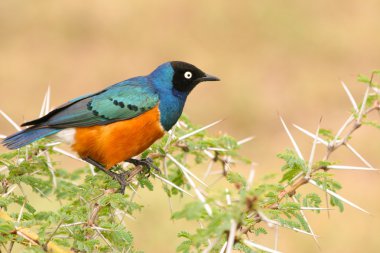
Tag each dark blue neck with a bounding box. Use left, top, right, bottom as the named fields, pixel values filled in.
left=149, top=63, right=189, bottom=131
left=158, top=91, right=187, bottom=130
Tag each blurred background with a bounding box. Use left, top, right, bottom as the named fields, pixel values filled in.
left=0, top=1, right=379, bottom=252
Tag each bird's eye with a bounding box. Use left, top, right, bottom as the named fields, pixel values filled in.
left=184, top=71, right=192, bottom=79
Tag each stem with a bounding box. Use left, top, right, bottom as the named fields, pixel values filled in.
left=0, top=209, right=72, bottom=253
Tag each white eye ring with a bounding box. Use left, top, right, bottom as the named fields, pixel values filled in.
left=184, top=71, right=192, bottom=79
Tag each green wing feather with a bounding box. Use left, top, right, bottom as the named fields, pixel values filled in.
left=23, top=81, right=159, bottom=128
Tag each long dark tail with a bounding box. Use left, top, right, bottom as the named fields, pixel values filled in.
left=2, top=127, right=60, bottom=149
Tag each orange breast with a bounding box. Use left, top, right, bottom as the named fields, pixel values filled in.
left=72, top=105, right=165, bottom=169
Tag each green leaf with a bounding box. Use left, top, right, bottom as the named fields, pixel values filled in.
left=226, top=171, right=247, bottom=187
left=330, top=196, right=344, bottom=212
left=176, top=240, right=192, bottom=253
left=362, top=120, right=380, bottom=130
left=319, top=128, right=334, bottom=141
left=357, top=74, right=371, bottom=84
left=137, top=175, right=154, bottom=191
left=172, top=202, right=206, bottom=220
left=277, top=149, right=307, bottom=183
left=234, top=242, right=255, bottom=253
left=0, top=218, right=14, bottom=233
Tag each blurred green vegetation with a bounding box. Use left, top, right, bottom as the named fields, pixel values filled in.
left=0, top=1, right=380, bottom=252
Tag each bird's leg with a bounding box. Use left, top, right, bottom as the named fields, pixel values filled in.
left=126, top=158, right=161, bottom=175
left=83, top=157, right=130, bottom=194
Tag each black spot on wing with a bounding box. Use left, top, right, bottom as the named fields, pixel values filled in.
left=127, top=104, right=138, bottom=111
left=100, top=114, right=110, bottom=120
left=110, top=99, right=125, bottom=108
left=87, top=101, right=93, bottom=111
left=87, top=101, right=111, bottom=120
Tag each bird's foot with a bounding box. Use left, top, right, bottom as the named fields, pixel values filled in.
left=126, top=158, right=161, bottom=175
left=109, top=171, right=130, bottom=194
left=83, top=157, right=130, bottom=194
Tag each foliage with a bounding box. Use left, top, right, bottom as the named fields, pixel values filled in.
left=0, top=71, right=379, bottom=252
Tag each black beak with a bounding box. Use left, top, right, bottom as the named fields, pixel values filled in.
left=197, top=74, right=220, bottom=82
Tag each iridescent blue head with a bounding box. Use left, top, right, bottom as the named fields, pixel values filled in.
left=149, top=61, right=220, bottom=130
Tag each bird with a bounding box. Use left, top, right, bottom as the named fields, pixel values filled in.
left=2, top=61, right=219, bottom=192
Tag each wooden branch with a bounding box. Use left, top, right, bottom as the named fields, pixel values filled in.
left=237, top=100, right=380, bottom=239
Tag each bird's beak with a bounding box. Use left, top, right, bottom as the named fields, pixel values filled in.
left=197, top=74, right=220, bottom=82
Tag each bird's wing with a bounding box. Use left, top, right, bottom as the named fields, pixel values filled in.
left=22, top=81, right=159, bottom=128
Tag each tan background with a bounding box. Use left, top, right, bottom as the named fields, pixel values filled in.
left=0, top=1, right=380, bottom=252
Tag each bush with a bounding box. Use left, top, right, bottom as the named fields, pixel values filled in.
left=0, top=72, right=379, bottom=252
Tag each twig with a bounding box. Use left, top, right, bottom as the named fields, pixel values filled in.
left=0, top=209, right=72, bottom=253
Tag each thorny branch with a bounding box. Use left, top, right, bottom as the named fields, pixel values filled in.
left=274, top=102, right=380, bottom=208
left=0, top=74, right=379, bottom=252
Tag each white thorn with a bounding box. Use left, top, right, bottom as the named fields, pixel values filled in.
left=358, top=85, right=370, bottom=121
left=247, top=163, right=256, bottom=188
left=152, top=172, right=194, bottom=197
left=61, top=221, right=87, bottom=228
left=207, top=147, right=228, bottom=152
left=2, top=185, right=17, bottom=197
left=45, top=85, right=51, bottom=115
left=292, top=196, right=319, bottom=247
left=45, top=141, right=61, bottom=147
left=290, top=227, right=318, bottom=236
left=225, top=189, right=231, bottom=205
left=243, top=240, right=282, bottom=253
left=16, top=200, right=26, bottom=223
left=203, top=160, right=215, bottom=180
left=300, top=207, right=334, bottom=211
left=89, top=165, right=96, bottom=176
left=39, top=88, right=48, bottom=117
left=202, top=239, right=220, bottom=253
left=345, top=143, right=374, bottom=168
left=0, top=110, right=21, bottom=131
left=225, top=219, right=237, bottom=253
left=219, top=242, right=227, bottom=253
left=45, top=152, right=57, bottom=189
left=280, top=117, right=304, bottom=160
left=258, top=211, right=317, bottom=237
left=52, top=147, right=84, bottom=163
left=309, top=179, right=369, bottom=214
left=274, top=224, right=279, bottom=251
left=178, top=119, right=223, bottom=141
left=166, top=154, right=208, bottom=187
left=237, top=136, right=255, bottom=146
left=166, top=154, right=212, bottom=216
left=334, top=115, right=354, bottom=141
left=203, top=150, right=215, bottom=159
left=293, top=124, right=328, bottom=146
left=195, top=188, right=212, bottom=216
left=327, top=165, right=379, bottom=171
left=307, top=122, right=321, bottom=177
left=341, top=81, right=358, bottom=112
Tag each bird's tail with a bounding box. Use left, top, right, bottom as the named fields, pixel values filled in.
left=2, top=127, right=60, bottom=149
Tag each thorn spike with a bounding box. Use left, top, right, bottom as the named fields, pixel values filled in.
left=280, top=117, right=304, bottom=160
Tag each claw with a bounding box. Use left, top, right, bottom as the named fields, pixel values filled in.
left=83, top=157, right=160, bottom=194
left=83, top=157, right=130, bottom=194
left=126, top=158, right=161, bottom=174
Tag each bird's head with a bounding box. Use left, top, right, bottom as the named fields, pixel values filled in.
left=149, top=61, right=220, bottom=95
